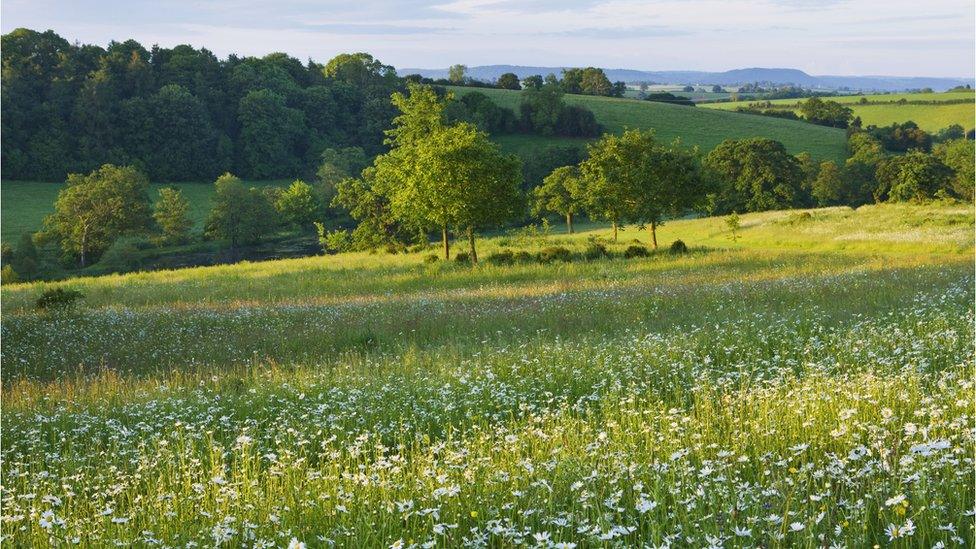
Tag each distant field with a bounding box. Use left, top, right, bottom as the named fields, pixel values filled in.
left=702, top=90, right=975, bottom=132
left=1, top=179, right=291, bottom=243
left=450, top=86, right=849, bottom=162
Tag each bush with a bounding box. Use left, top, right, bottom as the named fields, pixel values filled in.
left=669, top=240, right=689, bottom=254
left=537, top=246, right=573, bottom=263
left=787, top=211, right=814, bottom=225
left=583, top=241, right=609, bottom=260
left=454, top=252, right=472, bottom=264
left=423, top=254, right=439, bottom=264
left=624, top=245, right=650, bottom=258
left=513, top=251, right=535, bottom=263
left=36, top=287, right=84, bottom=311
left=486, top=249, right=515, bottom=266
left=1, top=265, right=20, bottom=284
left=97, top=236, right=148, bottom=273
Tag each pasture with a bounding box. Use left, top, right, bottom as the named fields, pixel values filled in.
left=2, top=203, right=973, bottom=547
left=702, top=90, right=976, bottom=132
left=449, top=87, right=850, bottom=163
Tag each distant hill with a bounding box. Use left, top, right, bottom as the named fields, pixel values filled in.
left=398, top=65, right=973, bottom=92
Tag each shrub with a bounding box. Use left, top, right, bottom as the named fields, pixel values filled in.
left=669, top=240, right=689, bottom=254
left=624, top=245, right=650, bottom=258
left=583, top=241, right=609, bottom=260
left=97, top=236, right=148, bottom=273
left=537, top=246, right=573, bottom=263
left=423, top=254, right=439, bottom=264
left=513, top=251, right=535, bottom=263
left=454, top=252, right=472, bottom=264
left=486, top=249, right=515, bottom=265
left=1, top=265, right=20, bottom=284
left=36, top=287, right=84, bottom=311
left=787, top=211, right=814, bottom=225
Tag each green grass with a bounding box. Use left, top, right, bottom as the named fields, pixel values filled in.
left=701, top=90, right=976, bottom=132
left=449, top=86, right=849, bottom=163
left=1, top=179, right=291, bottom=244
left=1, top=205, right=973, bottom=547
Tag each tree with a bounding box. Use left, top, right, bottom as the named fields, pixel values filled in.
left=726, top=212, right=741, bottom=242
left=42, top=164, right=151, bottom=267
left=579, top=130, right=702, bottom=247
left=811, top=161, right=844, bottom=206
left=580, top=68, right=612, bottom=96
left=533, top=166, right=584, bottom=233
left=875, top=151, right=953, bottom=202
left=497, top=72, right=521, bottom=90
left=153, top=187, right=192, bottom=244
left=610, top=82, right=627, bottom=98
left=204, top=173, right=277, bottom=250
left=520, top=74, right=564, bottom=135
left=448, top=64, right=467, bottom=84
left=799, top=97, right=853, bottom=128
left=934, top=138, right=975, bottom=201
left=878, top=151, right=949, bottom=203
left=317, top=147, right=369, bottom=213
left=275, top=180, right=320, bottom=229
left=712, top=85, right=723, bottom=93
left=703, top=138, right=804, bottom=213
left=236, top=89, right=307, bottom=179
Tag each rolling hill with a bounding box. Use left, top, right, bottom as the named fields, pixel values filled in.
left=701, top=90, right=976, bottom=132
left=448, top=86, right=849, bottom=162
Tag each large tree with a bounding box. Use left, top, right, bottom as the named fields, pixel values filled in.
left=703, top=138, right=804, bottom=213
left=874, top=151, right=953, bottom=202
left=497, top=72, right=521, bottom=90
left=153, top=187, right=192, bottom=245
left=934, top=138, right=975, bottom=201
left=42, top=164, right=151, bottom=266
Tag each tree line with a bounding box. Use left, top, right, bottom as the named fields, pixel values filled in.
left=413, top=64, right=627, bottom=98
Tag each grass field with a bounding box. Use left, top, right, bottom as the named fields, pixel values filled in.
left=0, top=179, right=291, bottom=243
left=2, top=203, right=973, bottom=547
left=449, top=86, right=849, bottom=163
left=701, top=90, right=975, bottom=132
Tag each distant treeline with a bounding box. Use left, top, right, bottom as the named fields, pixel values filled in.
left=1, top=29, right=602, bottom=183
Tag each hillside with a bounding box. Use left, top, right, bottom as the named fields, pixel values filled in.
left=2, top=203, right=972, bottom=546
left=449, top=86, right=849, bottom=162
left=702, top=90, right=976, bottom=132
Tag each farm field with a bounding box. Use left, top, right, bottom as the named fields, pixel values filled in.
left=0, top=179, right=292, bottom=244
left=449, top=86, right=849, bottom=163
left=701, top=90, right=976, bottom=132
left=2, top=203, right=973, bottom=547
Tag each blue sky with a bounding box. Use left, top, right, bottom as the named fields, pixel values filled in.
left=2, top=0, right=973, bottom=77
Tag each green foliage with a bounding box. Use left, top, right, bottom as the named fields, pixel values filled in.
left=934, top=139, right=975, bottom=201
left=274, top=180, right=320, bottom=229
left=583, top=240, right=609, bottom=260
left=204, top=173, right=277, bottom=248
left=485, top=249, right=515, bottom=265
left=454, top=251, right=472, bottom=264
left=811, top=161, right=845, bottom=206
left=41, top=164, right=151, bottom=267
left=236, top=89, right=307, bottom=179
left=97, top=235, right=148, bottom=273
left=533, top=166, right=583, bottom=233
left=623, top=244, right=649, bottom=258
left=448, top=64, right=467, bottom=84
left=704, top=138, right=804, bottom=214
left=314, top=223, right=354, bottom=253
left=1, top=265, right=20, bottom=284
left=726, top=212, right=741, bottom=241
left=152, top=187, right=192, bottom=245
left=798, top=97, right=853, bottom=128
left=669, top=239, right=689, bottom=254
left=35, top=287, right=83, bottom=310
left=537, top=246, right=573, bottom=263
left=868, top=121, right=932, bottom=152
left=875, top=150, right=954, bottom=202
left=496, top=73, right=521, bottom=90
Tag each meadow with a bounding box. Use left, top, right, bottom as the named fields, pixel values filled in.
left=448, top=87, right=849, bottom=163
left=701, top=90, right=976, bottom=133
left=2, top=203, right=973, bottom=547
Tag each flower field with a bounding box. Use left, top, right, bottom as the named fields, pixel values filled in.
left=1, top=204, right=973, bottom=548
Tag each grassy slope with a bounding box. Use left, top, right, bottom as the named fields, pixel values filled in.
left=0, top=179, right=291, bottom=242
left=1, top=203, right=972, bottom=546
left=449, top=86, right=849, bottom=163
left=701, top=90, right=976, bottom=132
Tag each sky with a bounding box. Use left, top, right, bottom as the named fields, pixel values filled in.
left=2, top=0, right=974, bottom=77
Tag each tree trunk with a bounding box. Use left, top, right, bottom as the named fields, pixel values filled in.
left=612, top=221, right=618, bottom=242
left=566, top=213, right=573, bottom=234
left=79, top=225, right=88, bottom=268
left=650, top=221, right=658, bottom=249
left=442, top=225, right=450, bottom=259
left=467, top=226, right=478, bottom=264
